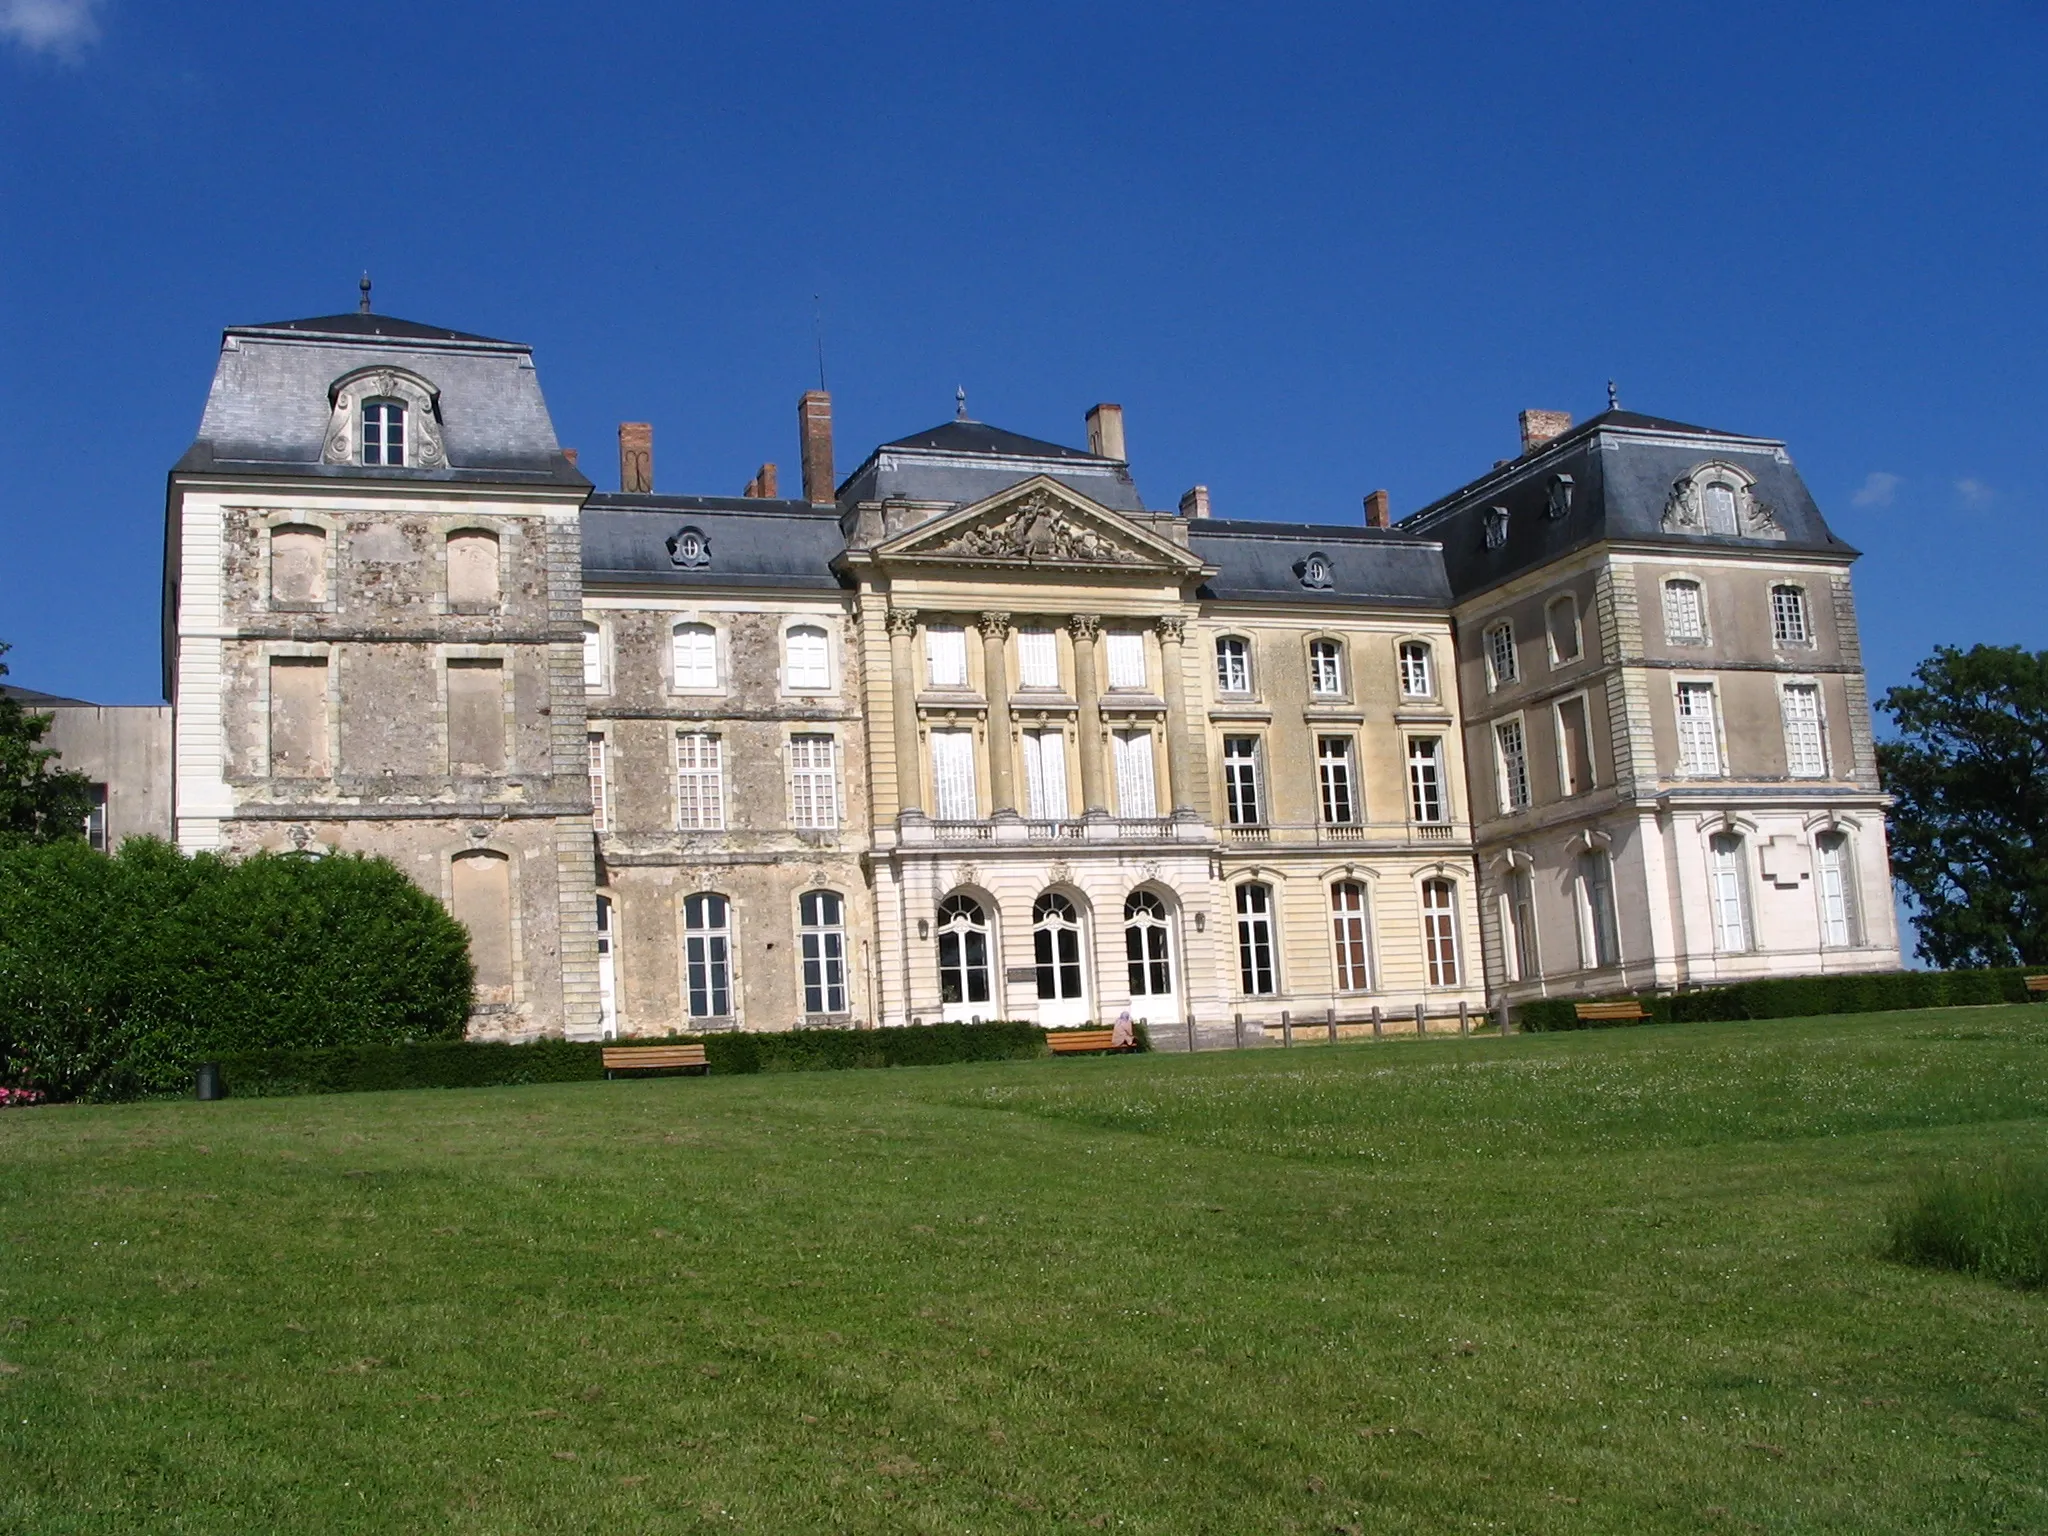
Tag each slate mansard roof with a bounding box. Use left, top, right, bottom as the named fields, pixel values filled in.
left=1187, top=522, right=1452, bottom=608
left=583, top=496, right=849, bottom=590
left=835, top=419, right=1149, bottom=514
left=1400, top=410, right=1856, bottom=601
left=173, top=313, right=586, bottom=487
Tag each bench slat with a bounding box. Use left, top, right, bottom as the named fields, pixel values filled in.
left=602, top=1044, right=708, bottom=1073
left=2026, top=975, right=2048, bottom=993
left=1575, top=1001, right=1648, bottom=1021
left=1049, top=1030, right=1121, bottom=1054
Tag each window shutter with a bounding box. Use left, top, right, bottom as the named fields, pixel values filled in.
left=931, top=730, right=976, bottom=819
left=1114, top=731, right=1157, bottom=817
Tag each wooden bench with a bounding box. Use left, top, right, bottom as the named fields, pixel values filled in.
left=601, top=1043, right=708, bottom=1079
left=2026, top=975, right=2048, bottom=996
left=1574, top=999, right=1649, bottom=1024
left=1047, top=1029, right=1129, bottom=1056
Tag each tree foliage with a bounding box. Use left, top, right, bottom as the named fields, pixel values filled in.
left=1878, top=644, right=2048, bottom=968
left=0, top=641, right=96, bottom=847
left=0, top=838, right=474, bottom=1099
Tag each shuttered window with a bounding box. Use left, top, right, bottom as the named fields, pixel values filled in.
left=1113, top=730, right=1157, bottom=817
left=784, top=625, right=831, bottom=690
left=587, top=733, right=609, bottom=834
left=1556, top=696, right=1594, bottom=795
left=930, top=729, right=977, bottom=820
left=1495, top=718, right=1531, bottom=812
left=1022, top=730, right=1068, bottom=820
left=672, top=623, right=718, bottom=689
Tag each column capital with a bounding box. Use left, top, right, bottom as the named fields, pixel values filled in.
left=885, top=606, right=919, bottom=639
left=976, top=610, right=1012, bottom=641
left=1067, top=613, right=1102, bottom=642
left=1155, top=616, right=1187, bottom=645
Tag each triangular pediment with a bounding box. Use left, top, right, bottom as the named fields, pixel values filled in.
left=875, top=476, right=1206, bottom=574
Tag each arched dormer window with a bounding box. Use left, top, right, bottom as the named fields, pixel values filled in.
left=1660, top=461, right=1785, bottom=541
left=322, top=366, right=448, bottom=469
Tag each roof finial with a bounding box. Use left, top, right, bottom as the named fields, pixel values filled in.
left=955, top=385, right=968, bottom=422
left=359, top=273, right=372, bottom=315
left=1606, top=378, right=1619, bottom=411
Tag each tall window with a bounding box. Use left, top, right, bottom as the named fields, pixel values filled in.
left=1032, top=892, right=1086, bottom=1001
left=937, top=893, right=992, bottom=1008
left=799, top=890, right=847, bottom=1014
left=1816, top=831, right=1859, bottom=948
left=1676, top=682, right=1722, bottom=777
left=1546, top=595, right=1582, bottom=664
left=1421, top=878, right=1460, bottom=986
left=1017, top=629, right=1060, bottom=689
left=1234, top=883, right=1277, bottom=995
left=672, top=623, right=718, bottom=690
left=1331, top=881, right=1372, bottom=992
left=789, top=734, right=838, bottom=829
left=1215, top=636, right=1252, bottom=694
left=1485, top=622, right=1517, bottom=689
left=1113, top=729, right=1157, bottom=818
left=1317, top=736, right=1357, bottom=824
left=926, top=625, right=968, bottom=688
left=684, top=893, right=732, bottom=1020
left=930, top=729, right=977, bottom=820
left=1781, top=684, right=1825, bottom=777
left=1106, top=631, right=1146, bottom=690
left=1125, top=890, right=1174, bottom=1002
left=1309, top=638, right=1344, bottom=697
left=1222, top=736, right=1262, bottom=825
left=581, top=622, right=606, bottom=691
left=446, top=530, right=500, bottom=610
left=1407, top=736, right=1445, bottom=823
left=675, top=731, right=724, bottom=830
left=1578, top=851, right=1620, bottom=969
left=587, top=733, right=609, bottom=834
left=1398, top=641, right=1434, bottom=698
left=1709, top=833, right=1751, bottom=951
left=83, top=784, right=108, bottom=852
left=1495, top=718, right=1531, bottom=812
left=785, top=624, right=831, bottom=690
left=1664, top=579, right=1706, bottom=643
left=1555, top=696, right=1595, bottom=796
left=269, top=525, right=327, bottom=607
left=1022, top=729, right=1068, bottom=819
left=1771, top=585, right=1811, bottom=645
left=1506, top=867, right=1537, bottom=982
left=1703, top=480, right=1740, bottom=534
left=361, top=398, right=405, bottom=465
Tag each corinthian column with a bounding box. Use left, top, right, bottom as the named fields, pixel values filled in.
left=1156, top=615, right=1197, bottom=816
left=978, top=611, right=1015, bottom=815
left=886, top=607, right=923, bottom=819
left=1069, top=614, right=1108, bottom=815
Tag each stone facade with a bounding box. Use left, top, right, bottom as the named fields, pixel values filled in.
left=157, top=312, right=1897, bottom=1042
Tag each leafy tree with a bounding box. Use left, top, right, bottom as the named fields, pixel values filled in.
left=1878, top=644, right=2048, bottom=967
left=0, top=640, right=96, bottom=847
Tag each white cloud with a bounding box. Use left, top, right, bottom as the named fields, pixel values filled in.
left=1955, top=477, right=1995, bottom=508
left=1850, top=471, right=1900, bottom=508
left=0, top=0, right=101, bottom=56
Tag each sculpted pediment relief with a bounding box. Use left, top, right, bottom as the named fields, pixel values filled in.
left=879, top=477, right=1203, bottom=573
left=1660, top=461, right=1785, bottom=540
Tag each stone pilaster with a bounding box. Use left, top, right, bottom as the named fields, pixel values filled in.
left=1156, top=615, right=1196, bottom=815
left=1069, top=614, right=1108, bottom=815
left=979, top=611, right=1015, bottom=814
left=887, top=607, right=923, bottom=818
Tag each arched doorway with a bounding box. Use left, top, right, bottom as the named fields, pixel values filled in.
left=936, top=892, right=995, bottom=1022
left=1123, top=889, right=1179, bottom=1027
left=1032, top=890, right=1091, bottom=1027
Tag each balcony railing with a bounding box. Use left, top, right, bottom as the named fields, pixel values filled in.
left=1223, top=820, right=1466, bottom=849
left=913, top=816, right=1200, bottom=846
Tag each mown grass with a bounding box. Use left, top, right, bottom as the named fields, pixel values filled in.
left=2, top=1006, right=2046, bottom=1533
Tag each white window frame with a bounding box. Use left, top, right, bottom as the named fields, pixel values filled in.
left=1816, top=830, right=1860, bottom=948
left=925, top=625, right=969, bottom=689
left=1771, top=583, right=1813, bottom=647
left=1032, top=891, right=1088, bottom=1003
left=1485, top=621, right=1518, bottom=690
left=1398, top=640, right=1435, bottom=699
left=1308, top=637, right=1345, bottom=698
left=1780, top=680, right=1827, bottom=779
left=1016, top=629, right=1060, bottom=690
left=930, top=728, right=978, bottom=820
left=783, top=622, right=833, bottom=693
left=1663, top=577, right=1708, bottom=644
left=937, top=893, right=995, bottom=1010
left=581, top=621, right=608, bottom=693
left=674, top=730, right=725, bottom=831
left=788, top=733, right=839, bottom=829
left=1421, top=878, right=1460, bottom=987
left=1112, top=728, right=1158, bottom=818
left=1316, top=735, right=1358, bottom=825
left=684, top=892, right=734, bottom=1021
left=1022, top=729, right=1068, bottom=820
left=798, top=889, right=849, bottom=1016
left=670, top=621, right=720, bottom=693
left=1553, top=692, right=1596, bottom=797
left=1675, top=680, right=1724, bottom=778
left=1407, top=735, right=1446, bottom=823
left=1545, top=594, right=1583, bottom=666
left=1215, top=635, right=1253, bottom=695
left=1222, top=735, right=1263, bottom=825
left=587, top=731, right=609, bottom=834
left=1709, top=832, right=1752, bottom=952
left=1105, top=631, right=1147, bottom=691
left=1234, top=881, right=1278, bottom=996
left=1494, top=715, right=1531, bottom=813
left=1330, top=880, right=1373, bottom=992
left=1124, top=889, right=1175, bottom=1004
left=361, top=397, right=406, bottom=466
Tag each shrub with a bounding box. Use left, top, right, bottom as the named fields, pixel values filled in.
left=0, top=838, right=472, bottom=1100
left=699, top=1020, right=1048, bottom=1075
left=1516, top=967, right=2043, bottom=1032
left=1885, top=1158, right=2048, bottom=1289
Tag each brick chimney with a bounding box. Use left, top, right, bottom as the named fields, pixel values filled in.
left=1364, top=489, right=1390, bottom=528
left=1519, top=409, right=1572, bottom=456
left=1178, top=485, right=1211, bottom=519
left=1085, top=403, right=1126, bottom=461
left=619, top=422, right=652, bottom=493
left=798, top=391, right=834, bottom=503
left=742, top=463, right=779, bottom=499
left=562, top=447, right=579, bottom=468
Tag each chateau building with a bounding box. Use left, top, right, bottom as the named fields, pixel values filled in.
left=151, top=306, right=1898, bottom=1043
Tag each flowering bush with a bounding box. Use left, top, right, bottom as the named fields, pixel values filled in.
left=0, top=1085, right=46, bottom=1108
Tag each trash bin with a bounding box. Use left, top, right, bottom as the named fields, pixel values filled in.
left=195, top=1062, right=225, bottom=1101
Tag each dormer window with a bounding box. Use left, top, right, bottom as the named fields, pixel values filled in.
left=361, top=399, right=407, bottom=466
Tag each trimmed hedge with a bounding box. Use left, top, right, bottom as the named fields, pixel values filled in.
left=1517, top=966, right=2044, bottom=1032
left=206, top=1020, right=1069, bottom=1098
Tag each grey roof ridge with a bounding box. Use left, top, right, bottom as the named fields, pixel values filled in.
left=590, top=493, right=837, bottom=515
left=1193, top=517, right=1444, bottom=548
left=170, top=449, right=586, bottom=487
left=835, top=441, right=1123, bottom=500
left=1400, top=410, right=1787, bottom=531
left=224, top=321, right=531, bottom=355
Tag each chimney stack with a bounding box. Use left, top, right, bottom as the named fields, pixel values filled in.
left=1178, top=485, right=1211, bottom=519
left=562, top=447, right=579, bottom=468
left=798, top=391, right=835, bottom=503
left=742, top=463, right=779, bottom=499
left=619, top=422, right=652, bottom=494
left=1364, top=489, right=1390, bottom=528
left=1519, top=409, right=1572, bottom=456
left=1085, top=403, right=1126, bottom=461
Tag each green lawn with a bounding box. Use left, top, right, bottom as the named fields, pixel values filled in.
left=3, top=1008, right=2046, bottom=1534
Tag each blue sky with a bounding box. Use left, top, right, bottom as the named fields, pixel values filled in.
left=1, top=1, right=2043, bottom=710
